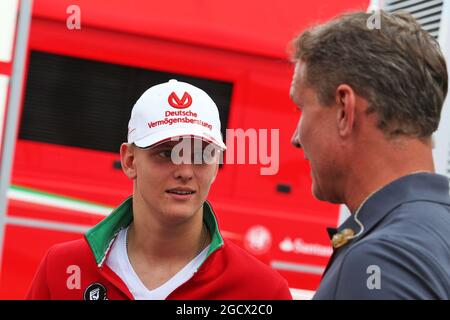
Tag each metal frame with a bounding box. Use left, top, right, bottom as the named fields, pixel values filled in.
left=0, top=0, right=33, bottom=272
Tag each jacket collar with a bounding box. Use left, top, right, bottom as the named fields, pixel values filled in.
left=85, top=197, right=224, bottom=267
left=336, top=172, right=450, bottom=241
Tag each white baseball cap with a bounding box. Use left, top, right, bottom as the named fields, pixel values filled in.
left=127, top=79, right=226, bottom=150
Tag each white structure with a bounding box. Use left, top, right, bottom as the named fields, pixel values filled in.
left=0, top=0, right=33, bottom=273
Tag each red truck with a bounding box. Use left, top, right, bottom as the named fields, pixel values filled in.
left=19, top=0, right=450, bottom=300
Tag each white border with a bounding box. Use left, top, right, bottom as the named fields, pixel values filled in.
left=0, top=75, right=9, bottom=144
left=433, top=0, right=450, bottom=180
left=0, top=0, right=19, bottom=62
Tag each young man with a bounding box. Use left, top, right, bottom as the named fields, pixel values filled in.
left=290, top=11, right=450, bottom=299
left=27, top=79, right=292, bottom=300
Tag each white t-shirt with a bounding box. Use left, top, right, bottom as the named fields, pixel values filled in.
left=106, top=227, right=210, bottom=300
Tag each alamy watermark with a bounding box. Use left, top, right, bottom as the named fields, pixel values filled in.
left=163, top=128, right=280, bottom=176
left=66, top=5, right=81, bottom=30
left=66, top=264, right=81, bottom=290
left=367, top=9, right=381, bottom=30
left=366, top=264, right=381, bottom=290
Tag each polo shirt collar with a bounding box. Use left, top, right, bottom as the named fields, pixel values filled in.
left=336, top=172, right=450, bottom=240
left=85, top=197, right=224, bottom=267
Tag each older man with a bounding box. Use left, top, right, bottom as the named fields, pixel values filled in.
left=290, top=11, right=450, bottom=299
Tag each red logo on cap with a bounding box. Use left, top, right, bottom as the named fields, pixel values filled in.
left=168, top=92, right=192, bottom=109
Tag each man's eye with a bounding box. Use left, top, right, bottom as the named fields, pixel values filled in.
left=158, top=150, right=172, bottom=158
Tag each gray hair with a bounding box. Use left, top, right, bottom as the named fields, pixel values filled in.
left=292, top=10, right=448, bottom=138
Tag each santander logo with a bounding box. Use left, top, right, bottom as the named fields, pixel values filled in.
left=168, top=92, right=192, bottom=109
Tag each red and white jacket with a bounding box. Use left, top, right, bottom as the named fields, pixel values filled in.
left=27, top=198, right=292, bottom=300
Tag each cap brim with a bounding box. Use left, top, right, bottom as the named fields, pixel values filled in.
left=133, top=127, right=227, bottom=150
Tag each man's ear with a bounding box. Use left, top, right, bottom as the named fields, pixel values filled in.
left=335, top=84, right=356, bottom=138
left=120, top=143, right=137, bottom=179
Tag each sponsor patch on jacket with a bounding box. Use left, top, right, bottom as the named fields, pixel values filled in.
left=84, top=283, right=107, bottom=300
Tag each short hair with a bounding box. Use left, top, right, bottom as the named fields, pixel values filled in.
left=292, top=10, right=448, bottom=138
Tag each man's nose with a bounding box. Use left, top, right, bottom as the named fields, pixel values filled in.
left=291, top=127, right=302, bottom=149
left=173, top=163, right=194, bottom=181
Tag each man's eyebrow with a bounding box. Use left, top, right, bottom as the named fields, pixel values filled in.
left=153, top=142, right=178, bottom=149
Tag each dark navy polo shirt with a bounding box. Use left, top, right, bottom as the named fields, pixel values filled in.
left=313, top=173, right=450, bottom=299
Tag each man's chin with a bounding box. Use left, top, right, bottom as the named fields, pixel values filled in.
left=311, top=182, right=323, bottom=201
left=312, top=185, right=341, bottom=204
left=162, top=202, right=202, bottom=221
left=311, top=184, right=328, bottom=202
left=312, top=190, right=326, bottom=202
